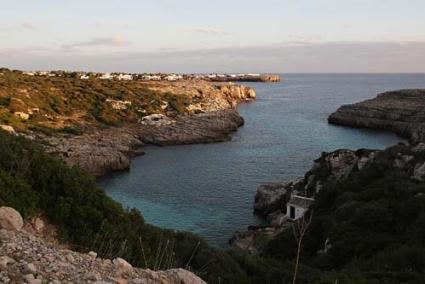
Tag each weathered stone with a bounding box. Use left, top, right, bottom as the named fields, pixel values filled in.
left=0, top=256, right=15, bottom=269
left=25, top=262, right=37, bottom=274
left=88, top=251, right=97, bottom=260
left=254, top=183, right=289, bottom=215
left=413, top=162, right=425, bottom=181
left=113, top=257, right=132, bottom=272
left=329, top=89, right=425, bottom=143
left=0, top=207, right=24, bottom=231
left=0, top=124, right=15, bottom=133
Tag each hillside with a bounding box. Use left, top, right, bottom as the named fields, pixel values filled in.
left=0, top=68, right=255, bottom=176
left=0, top=68, right=254, bottom=133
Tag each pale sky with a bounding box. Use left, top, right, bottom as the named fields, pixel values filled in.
left=0, top=0, right=424, bottom=73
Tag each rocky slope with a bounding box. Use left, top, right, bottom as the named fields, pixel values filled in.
left=230, top=142, right=425, bottom=254
left=328, top=89, right=425, bottom=142
left=0, top=69, right=256, bottom=176
left=0, top=207, right=206, bottom=284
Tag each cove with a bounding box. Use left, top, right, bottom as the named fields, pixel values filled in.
left=98, top=74, right=425, bottom=246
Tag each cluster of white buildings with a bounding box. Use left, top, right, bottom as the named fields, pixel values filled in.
left=21, top=70, right=265, bottom=82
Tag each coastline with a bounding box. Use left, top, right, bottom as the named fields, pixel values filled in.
left=230, top=88, right=425, bottom=254
left=34, top=81, right=257, bottom=177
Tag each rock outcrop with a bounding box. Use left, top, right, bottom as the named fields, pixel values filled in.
left=0, top=209, right=206, bottom=284
left=230, top=147, right=385, bottom=254
left=328, top=89, right=425, bottom=142
left=43, top=109, right=244, bottom=176
left=0, top=207, right=24, bottom=231
left=254, top=182, right=294, bottom=215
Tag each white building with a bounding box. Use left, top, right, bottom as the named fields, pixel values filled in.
left=142, top=75, right=161, bottom=81
left=117, top=74, right=133, bottom=81
left=286, top=195, right=314, bottom=221
left=165, top=74, right=182, bottom=81
left=80, top=75, right=90, bottom=80
left=100, top=73, right=113, bottom=80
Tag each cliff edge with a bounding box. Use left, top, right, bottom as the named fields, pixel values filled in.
left=328, top=89, right=425, bottom=142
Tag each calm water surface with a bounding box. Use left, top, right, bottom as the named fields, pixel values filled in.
left=99, top=74, right=425, bottom=246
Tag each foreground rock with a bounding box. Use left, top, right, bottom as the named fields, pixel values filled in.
left=0, top=217, right=206, bottom=283
left=328, top=89, right=425, bottom=142
left=0, top=207, right=23, bottom=231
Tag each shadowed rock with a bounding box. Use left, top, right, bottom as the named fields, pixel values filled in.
left=328, top=89, right=425, bottom=142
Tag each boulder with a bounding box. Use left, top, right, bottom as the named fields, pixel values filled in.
left=0, top=207, right=24, bottom=231
left=113, top=257, right=132, bottom=272
left=0, top=256, right=15, bottom=269
left=14, top=112, right=30, bottom=120
left=413, top=162, right=425, bottom=181
left=0, top=125, right=15, bottom=133
left=160, top=268, right=206, bottom=284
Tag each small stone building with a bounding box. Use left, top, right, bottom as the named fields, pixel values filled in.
left=286, top=195, right=314, bottom=220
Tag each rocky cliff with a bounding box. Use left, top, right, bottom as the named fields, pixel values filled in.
left=230, top=143, right=423, bottom=254
left=0, top=207, right=206, bottom=284
left=328, top=89, right=425, bottom=142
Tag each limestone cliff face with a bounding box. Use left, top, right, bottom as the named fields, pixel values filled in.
left=328, top=89, right=425, bottom=142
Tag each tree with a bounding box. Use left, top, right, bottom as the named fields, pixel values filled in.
left=292, top=209, right=313, bottom=284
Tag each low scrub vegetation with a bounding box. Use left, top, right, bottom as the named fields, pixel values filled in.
left=0, top=69, right=189, bottom=133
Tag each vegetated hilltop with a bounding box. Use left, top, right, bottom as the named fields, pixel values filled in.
left=0, top=68, right=254, bottom=134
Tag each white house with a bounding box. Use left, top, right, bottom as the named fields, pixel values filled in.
left=100, top=73, right=113, bottom=80
left=286, top=195, right=314, bottom=221
left=80, top=74, right=90, bottom=80
left=117, top=74, right=133, bottom=81
left=165, top=74, right=182, bottom=81
left=142, top=75, right=161, bottom=81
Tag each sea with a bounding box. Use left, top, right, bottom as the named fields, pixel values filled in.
left=98, top=74, right=425, bottom=246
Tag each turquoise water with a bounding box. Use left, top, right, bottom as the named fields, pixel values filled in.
left=98, top=74, right=425, bottom=246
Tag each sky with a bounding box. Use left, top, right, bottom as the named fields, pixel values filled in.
left=0, top=0, right=424, bottom=73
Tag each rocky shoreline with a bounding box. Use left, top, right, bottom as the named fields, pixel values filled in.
left=231, top=89, right=425, bottom=254
left=42, top=109, right=244, bottom=176
left=328, top=89, right=425, bottom=142
left=35, top=82, right=255, bottom=176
